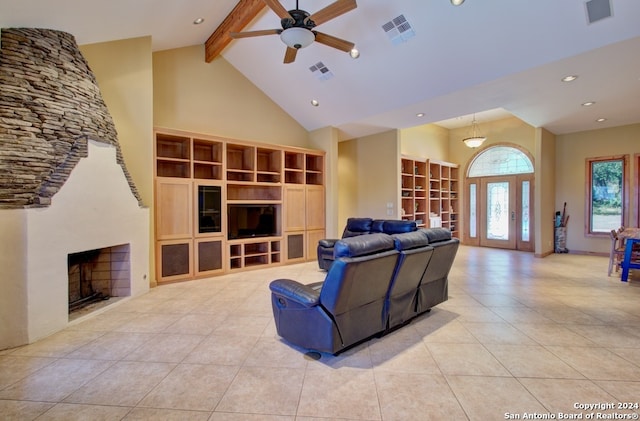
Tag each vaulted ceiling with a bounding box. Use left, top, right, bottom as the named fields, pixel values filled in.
left=2, top=0, right=639, bottom=139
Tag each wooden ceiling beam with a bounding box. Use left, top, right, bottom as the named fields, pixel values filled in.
left=205, top=0, right=267, bottom=63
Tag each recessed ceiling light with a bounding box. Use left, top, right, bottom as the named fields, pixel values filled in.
left=193, top=17, right=205, bottom=25
left=349, top=48, right=360, bottom=59
left=310, top=99, right=319, bottom=107
left=416, top=113, right=425, bottom=117
left=582, top=101, right=596, bottom=106
left=561, top=75, right=578, bottom=82
left=596, top=118, right=607, bottom=122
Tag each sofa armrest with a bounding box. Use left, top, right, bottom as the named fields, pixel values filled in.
left=318, top=238, right=338, bottom=248
left=269, top=279, right=321, bottom=308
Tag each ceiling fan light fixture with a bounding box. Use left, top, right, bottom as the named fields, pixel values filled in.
left=450, top=0, right=465, bottom=5
left=280, top=27, right=315, bottom=49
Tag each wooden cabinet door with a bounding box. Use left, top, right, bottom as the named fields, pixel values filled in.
left=306, top=185, right=325, bottom=230
left=284, top=185, right=305, bottom=231
left=156, top=179, right=192, bottom=240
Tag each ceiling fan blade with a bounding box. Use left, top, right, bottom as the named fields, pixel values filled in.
left=283, top=47, right=298, bottom=64
left=306, top=0, right=357, bottom=27
left=314, top=31, right=355, bottom=52
left=263, top=0, right=294, bottom=21
left=229, top=29, right=281, bottom=39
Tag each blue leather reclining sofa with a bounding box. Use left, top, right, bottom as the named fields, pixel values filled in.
left=316, top=217, right=418, bottom=271
left=269, top=227, right=459, bottom=355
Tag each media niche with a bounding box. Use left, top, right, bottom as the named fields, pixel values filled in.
left=228, top=204, right=280, bottom=240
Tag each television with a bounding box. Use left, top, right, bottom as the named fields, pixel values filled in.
left=227, top=204, right=279, bottom=239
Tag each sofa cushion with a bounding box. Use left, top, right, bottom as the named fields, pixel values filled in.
left=342, top=217, right=373, bottom=238
left=421, top=227, right=452, bottom=243
left=334, top=233, right=395, bottom=258
left=383, top=220, right=417, bottom=234
left=391, top=231, right=430, bottom=251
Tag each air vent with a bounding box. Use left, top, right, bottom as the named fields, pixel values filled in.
left=382, top=14, right=415, bottom=45
left=309, top=62, right=334, bottom=81
left=585, top=0, right=612, bottom=24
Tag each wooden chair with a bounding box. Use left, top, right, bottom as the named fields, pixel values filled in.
left=609, top=227, right=640, bottom=276
left=608, top=229, right=625, bottom=276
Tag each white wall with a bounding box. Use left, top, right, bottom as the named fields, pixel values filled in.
left=0, top=140, right=149, bottom=349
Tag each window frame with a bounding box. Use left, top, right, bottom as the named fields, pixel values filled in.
left=584, top=154, right=629, bottom=236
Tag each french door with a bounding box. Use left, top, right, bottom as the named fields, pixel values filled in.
left=466, top=175, right=534, bottom=251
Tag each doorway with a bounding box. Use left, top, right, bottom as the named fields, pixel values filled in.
left=465, top=145, right=534, bottom=252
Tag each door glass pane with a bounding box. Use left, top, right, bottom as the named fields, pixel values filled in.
left=469, top=183, right=477, bottom=238
left=487, top=182, right=509, bottom=240
left=522, top=181, right=530, bottom=241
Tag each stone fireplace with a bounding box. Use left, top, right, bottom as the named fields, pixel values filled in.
left=0, top=28, right=150, bottom=349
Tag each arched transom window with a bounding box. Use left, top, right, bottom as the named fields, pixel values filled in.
left=468, top=146, right=534, bottom=177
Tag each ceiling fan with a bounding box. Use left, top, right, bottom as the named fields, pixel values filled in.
left=229, top=0, right=358, bottom=64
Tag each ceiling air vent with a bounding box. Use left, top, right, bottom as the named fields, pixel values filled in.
left=585, top=0, right=612, bottom=24
left=309, top=62, right=334, bottom=81
left=382, top=14, right=415, bottom=45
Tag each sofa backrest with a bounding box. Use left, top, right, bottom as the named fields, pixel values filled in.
left=341, top=217, right=373, bottom=238
left=320, top=233, right=399, bottom=347
left=418, top=228, right=459, bottom=296
left=371, top=219, right=417, bottom=234
left=385, top=231, right=434, bottom=328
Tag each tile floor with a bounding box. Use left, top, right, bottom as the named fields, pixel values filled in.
left=2, top=246, right=640, bottom=420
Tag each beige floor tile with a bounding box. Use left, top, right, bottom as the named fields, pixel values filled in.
left=114, top=313, right=184, bottom=333
left=123, top=333, right=205, bottom=363
left=215, top=366, right=305, bottom=416
left=369, top=337, right=440, bottom=374
left=417, top=319, right=479, bottom=344
left=123, top=407, right=211, bottom=420
left=138, top=363, right=239, bottom=411
left=9, top=330, right=105, bottom=358
left=376, top=371, right=467, bottom=421
left=518, top=378, right=617, bottom=414
left=594, top=380, right=640, bottom=403
left=65, top=332, right=154, bottom=361
left=297, top=367, right=380, bottom=420
left=163, top=313, right=228, bottom=335
left=211, top=315, right=271, bottom=336
left=243, top=337, right=310, bottom=369
left=63, top=361, right=175, bottom=406
left=0, top=355, right=56, bottom=390
left=210, top=414, right=294, bottom=421
left=512, top=323, right=597, bottom=346
left=545, top=346, right=640, bottom=381
left=564, top=324, right=640, bottom=348
left=0, top=400, right=54, bottom=421
left=183, top=334, right=259, bottom=365
left=446, top=375, right=547, bottom=421
left=462, top=322, right=537, bottom=345
left=36, top=402, right=131, bottom=420
left=427, top=343, right=510, bottom=376
left=485, top=344, right=584, bottom=378
left=5, top=248, right=640, bottom=420
left=0, top=358, right=113, bottom=402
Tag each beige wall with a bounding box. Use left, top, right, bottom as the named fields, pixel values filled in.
left=535, top=128, right=556, bottom=257
left=556, top=123, right=640, bottom=254
left=337, top=130, right=400, bottom=228
left=153, top=45, right=309, bottom=148
left=400, top=124, right=450, bottom=161
left=80, top=36, right=155, bottom=285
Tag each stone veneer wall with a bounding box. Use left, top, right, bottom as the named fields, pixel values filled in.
left=0, top=28, right=142, bottom=208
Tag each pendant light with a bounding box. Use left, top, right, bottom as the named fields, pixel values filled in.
left=462, top=115, right=486, bottom=148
